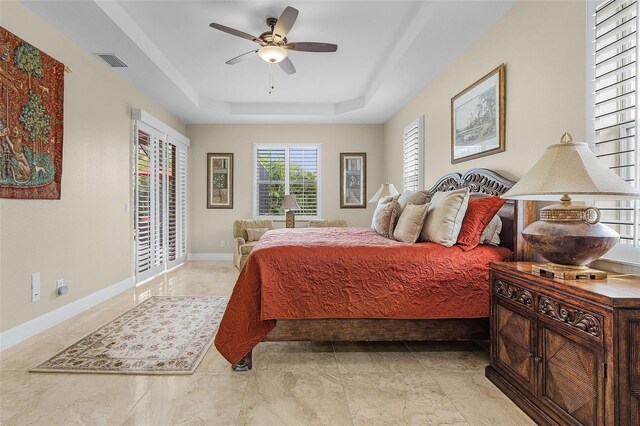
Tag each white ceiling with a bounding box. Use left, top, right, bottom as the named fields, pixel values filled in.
left=22, top=0, right=515, bottom=124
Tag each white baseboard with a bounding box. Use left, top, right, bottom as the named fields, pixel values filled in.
left=0, top=276, right=135, bottom=352
left=188, top=253, right=233, bottom=261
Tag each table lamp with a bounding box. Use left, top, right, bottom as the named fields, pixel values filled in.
left=282, top=194, right=300, bottom=228
left=502, top=133, right=640, bottom=278
left=368, top=182, right=399, bottom=203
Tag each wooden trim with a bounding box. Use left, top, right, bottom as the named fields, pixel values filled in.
left=265, top=318, right=489, bottom=342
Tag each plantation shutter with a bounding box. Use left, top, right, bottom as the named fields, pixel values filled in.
left=593, top=0, right=640, bottom=248
left=289, top=148, right=318, bottom=216
left=255, top=145, right=320, bottom=219
left=135, top=126, right=153, bottom=279
left=166, top=137, right=188, bottom=269
left=256, top=148, right=286, bottom=217
left=403, top=116, right=424, bottom=192
left=178, top=145, right=188, bottom=260
left=135, top=122, right=165, bottom=282
left=135, top=123, right=188, bottom=282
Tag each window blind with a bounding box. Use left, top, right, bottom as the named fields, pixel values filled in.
left=594, top=0, right=640, bottom=248
left=403, top=116, right=424, bottom=192
left=136, top=130, right=152, bottom=275
left=289, top=148, right=318, bottom=217
left=255, top=145, right=319, bottom=219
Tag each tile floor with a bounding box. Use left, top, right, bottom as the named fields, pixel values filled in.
left=0, top=261, right=535, bottom=425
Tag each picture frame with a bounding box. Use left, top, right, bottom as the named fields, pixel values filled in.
left=340, top=152, right=366, bottom=208
left=207, top=153, right=233, bottom=209
left=451, top=64, right=505, bottom=164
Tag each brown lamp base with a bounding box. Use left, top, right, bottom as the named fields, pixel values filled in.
left=285, top=210, right=295, bottom=228
left=531, top=263, right=607, bottom=280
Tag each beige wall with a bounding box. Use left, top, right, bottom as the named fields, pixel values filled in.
left=187, top=124, right=383, bottom=254
left=383, top=0, right=587, bottom=186
left=0, top=1, right=184, bottom=332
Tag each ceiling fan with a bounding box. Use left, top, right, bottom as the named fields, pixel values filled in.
left=209, top=6, right=338, bottom=75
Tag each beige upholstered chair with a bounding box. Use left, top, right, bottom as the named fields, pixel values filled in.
left=308, top=219, right=348, bottom=228
left=233, top=219, right=273, bottom=270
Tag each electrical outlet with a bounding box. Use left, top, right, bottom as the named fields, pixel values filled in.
left=220, top=240, right=225, bottom=247
left=31, top=273, right=41, bottom=303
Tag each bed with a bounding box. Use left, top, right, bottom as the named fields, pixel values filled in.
left=215, top=168, right=533, bottom=370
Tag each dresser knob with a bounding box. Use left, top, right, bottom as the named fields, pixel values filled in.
left=534, top=356, right=542, bottom=363
left=528, top=352, right=534, bottom=358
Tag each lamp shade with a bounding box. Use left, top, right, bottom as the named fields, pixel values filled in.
left=282, top=194, right=300, bottom=210
left=502, top=140, right=640, bottom=201
left=368, top=182, right=399, bottom=203
left=257, top=46, right=288, bottom=63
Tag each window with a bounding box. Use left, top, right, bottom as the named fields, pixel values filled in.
left=403, top=116, right=425, bottom=191
left=590, top=0, right=640, bottom=263
left=254, top=144, right=320, bottom=219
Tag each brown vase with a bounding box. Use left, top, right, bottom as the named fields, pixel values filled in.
left=522, top=220, right=619, bottom=267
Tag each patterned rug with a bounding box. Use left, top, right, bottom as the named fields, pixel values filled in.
left=31, top=296, right=228, bottom=375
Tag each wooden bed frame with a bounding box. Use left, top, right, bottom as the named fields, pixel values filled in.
left=232, top=168, right=534, bottom=371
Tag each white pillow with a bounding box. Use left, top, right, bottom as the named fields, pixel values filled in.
left=397, top=190, right=430, bottom=210
left=480, top=215, right=502, bottom=246
left=371, top=199, right=402, bottom=238
left=420, top=188, right=470, bottom=247
left=246, top=227, right=269, bottom=242
left=393, top=203, right=430, bottom=243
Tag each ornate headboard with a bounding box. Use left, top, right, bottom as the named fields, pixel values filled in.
left=425, top=168, right=527, bottom=256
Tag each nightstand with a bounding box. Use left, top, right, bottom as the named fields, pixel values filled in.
left=486, top=261, right=640, bottom=426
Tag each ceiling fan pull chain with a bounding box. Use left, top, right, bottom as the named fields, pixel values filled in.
left=268, top=63, right=275, bottom=95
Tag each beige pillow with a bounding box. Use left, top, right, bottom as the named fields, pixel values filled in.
left=371, top=199, right=402, bottom=238
left=480, top=215, right=502, bottom=246
left=393, top=203, right=430, bottom=243
left=246, top=227, right=269, bottom=242
left=397, top=190, right=430, bottom=210
left=420, top=187, right=470, bottom=247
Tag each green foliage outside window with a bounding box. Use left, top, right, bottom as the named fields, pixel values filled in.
left=258, top=151, right=318, bottom=216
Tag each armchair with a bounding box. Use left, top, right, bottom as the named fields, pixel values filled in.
left=232, top=219, right=273, bottom=270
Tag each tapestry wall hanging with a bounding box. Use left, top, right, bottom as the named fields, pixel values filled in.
left=0, top=27, right=64, bottom=199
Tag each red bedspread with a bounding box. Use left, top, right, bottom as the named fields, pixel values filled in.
left=215, top=227, right=512, bottom=364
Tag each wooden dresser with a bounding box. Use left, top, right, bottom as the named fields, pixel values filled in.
left=486, top=261, right=640, bottom=425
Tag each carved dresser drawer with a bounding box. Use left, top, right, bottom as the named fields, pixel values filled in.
left=537, top=295, right=603, bottom=344
left=487, top=261, right=640, bottom=426
left=492, top=278, right=534, bottom=310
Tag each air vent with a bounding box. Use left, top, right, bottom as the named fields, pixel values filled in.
left=94, top=53, right=127, bottom=68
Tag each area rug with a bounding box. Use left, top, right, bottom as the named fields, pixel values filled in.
left=31, top=296, right=228, bottom=375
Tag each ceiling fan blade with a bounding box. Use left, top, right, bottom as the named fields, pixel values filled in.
left=210, top=22, right=260, bottom=43
left=285, top=42, right=338, bottom=52
left=226, top=50, right=257, bottom=65
left=279, top=57, right=296, bottom=75
left=273, top=6, right=299, bottom=41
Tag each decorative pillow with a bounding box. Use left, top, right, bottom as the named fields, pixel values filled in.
left=456, top=197, right=507, bottom=251
left=397, top=190, right=430, bottom=210
left=371, top=199, right=402, bottom=238
left=246, top=227, right=269, bottom=242
left=420, top=188, right=470, bottom=247
left=393, top=203, right=430, bottom=243
left=480, top=215, right=503, bottom=246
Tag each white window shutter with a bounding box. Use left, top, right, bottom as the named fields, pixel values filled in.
left=403, top=116, right=424, bottom=192
left=593, top=0, right=640, bottom=248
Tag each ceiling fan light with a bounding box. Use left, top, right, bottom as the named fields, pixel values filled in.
left=257, top=45, right=287, bottom=63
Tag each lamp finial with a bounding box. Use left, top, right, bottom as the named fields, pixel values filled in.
left=560, top=132, right=573, bottom=144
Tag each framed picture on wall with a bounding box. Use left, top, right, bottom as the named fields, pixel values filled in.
left=207, top=153, right=233, bottom=209
left=340, top=152, right=366, bottom=208
left=451, top=64, right=505, bottom=164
